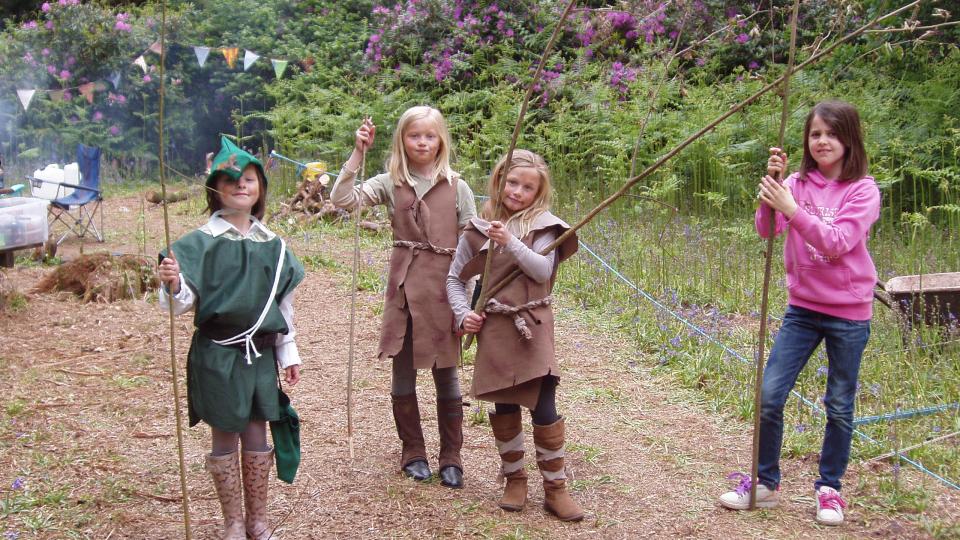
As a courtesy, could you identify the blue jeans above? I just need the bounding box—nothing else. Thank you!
[758,305,870,492]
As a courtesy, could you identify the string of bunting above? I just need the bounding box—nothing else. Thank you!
[14,38,295,111]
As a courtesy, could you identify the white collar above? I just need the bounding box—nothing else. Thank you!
[206,210,275,240]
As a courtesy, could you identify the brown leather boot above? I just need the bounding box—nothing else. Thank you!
[205,452,246,540]
[391,394,431,480]
[437,397,464,488]
[533,418,584,522]
[489,410,527,511]
[241,448,274,540]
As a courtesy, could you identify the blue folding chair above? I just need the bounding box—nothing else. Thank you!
[29,144,104,245]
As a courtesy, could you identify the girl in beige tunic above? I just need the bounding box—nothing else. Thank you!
[446,150,583,521]
[331,106,476,488]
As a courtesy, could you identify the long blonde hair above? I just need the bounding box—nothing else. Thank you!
[482,149,553,240]
[386,105,458,187]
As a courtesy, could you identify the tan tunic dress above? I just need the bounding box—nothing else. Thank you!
[458,213,578,408]
[379,180,461,368]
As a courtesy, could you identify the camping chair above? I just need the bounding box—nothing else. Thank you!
[0,184,25,197]
[30,144,104,245]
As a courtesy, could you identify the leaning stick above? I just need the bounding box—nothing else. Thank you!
[750,0,800,511]
[346,135,367,460]
[157,0,193,537]
[479,0,922,302]
[465,0,578,348]
[863,430,960,463]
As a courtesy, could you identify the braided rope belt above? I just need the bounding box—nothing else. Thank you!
[393,240,456,256]
[484,296,553,340]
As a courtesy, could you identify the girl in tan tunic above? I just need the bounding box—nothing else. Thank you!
[446,150,583,521]
[331,106,476,488]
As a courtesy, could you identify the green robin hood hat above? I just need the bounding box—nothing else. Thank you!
[206,135,266,187]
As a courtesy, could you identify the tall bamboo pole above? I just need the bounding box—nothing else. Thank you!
[157,0,193,536]
[750,0,800,510]
[346,142,366,460]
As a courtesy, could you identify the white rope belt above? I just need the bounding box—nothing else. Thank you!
[483,295,553,340]
[393,240,455,256]
[212,238,286,364]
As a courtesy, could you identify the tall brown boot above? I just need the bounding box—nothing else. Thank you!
[533,418,584,522]
[205,452,246,540]
[437,397,464,488]
[391,394,431,480]
[489,410,527,511]
[241,448,274,540]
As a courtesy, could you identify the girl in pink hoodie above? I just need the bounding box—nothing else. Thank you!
[719,101,880,526]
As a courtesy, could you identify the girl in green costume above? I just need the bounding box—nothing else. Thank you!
[158,136,304,540]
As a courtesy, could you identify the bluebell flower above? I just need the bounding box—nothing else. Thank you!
[11,478,24,490]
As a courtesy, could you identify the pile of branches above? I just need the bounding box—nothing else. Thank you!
[272,173,346,224]
[34,253,159,303]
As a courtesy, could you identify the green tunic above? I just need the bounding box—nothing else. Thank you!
[163,229,304,433]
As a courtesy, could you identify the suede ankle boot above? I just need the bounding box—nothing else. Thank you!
[437,397,464,488]
[533,418,584,522]
[490,410,527,511]
[391,394,431,480]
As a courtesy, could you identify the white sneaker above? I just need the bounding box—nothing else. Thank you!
[718,483,779,510]
[815,486,846,526]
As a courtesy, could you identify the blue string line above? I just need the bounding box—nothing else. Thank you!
[853,403,960,427]
[576,239,960,491]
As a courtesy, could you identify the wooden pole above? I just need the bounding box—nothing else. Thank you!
[346,137,367,460]
[157,0,193,536]
[750,0,800,510]
[479,0,921,302]
[465,0,578,348]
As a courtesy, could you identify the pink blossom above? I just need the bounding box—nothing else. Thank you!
[109,125,121,136]
[735,33,750,44]
[93,111,103,121]
[47,64,57,74]
[23,20,38,30]
[42,2,51,12]
[63,90,72,100]
[45,21,54,30]
[66,56,75,67]
[59,69,71,79]
[58,0,67,5]
[369,33,380,43]
[41,48,50,57]
[143,74,152,83]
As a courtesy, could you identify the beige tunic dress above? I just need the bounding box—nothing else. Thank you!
[456,212,578,408]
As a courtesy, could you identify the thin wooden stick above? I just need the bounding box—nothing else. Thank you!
[750,0,800,511]
[465,0,578,348]
[157,0,192,536]
[480,0,921,302]
[863,430,960,463]
[346,135,367,460]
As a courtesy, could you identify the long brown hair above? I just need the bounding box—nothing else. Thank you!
[799,100,868,182]
[205,164,267,220]
[482,149,553,240]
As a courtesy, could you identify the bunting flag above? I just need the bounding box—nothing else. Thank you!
[148,41,163,55]
[49,89,65,102]
[271,59,289,79]
[78,82,96,103]
[222,47,239,69]
[194,46,211,67]
[134,55,148,73]
[16,89,36,111]
[243,50,260,71]
[109,71,122,89]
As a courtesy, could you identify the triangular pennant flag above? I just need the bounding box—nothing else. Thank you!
[243,50,260,71]
[148,41,163,55]
[78,82,95,104]
[49,89,65,102]
[16,89,36,111]
[94,81,109,92]
[109,71,122,89]
[194,46,211,67]
[221,47,239,69]
[134,55,148,73]
[271,59,289,79]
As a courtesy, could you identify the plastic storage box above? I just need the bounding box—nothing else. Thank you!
[30,163,79,200]
[0,197,49,251]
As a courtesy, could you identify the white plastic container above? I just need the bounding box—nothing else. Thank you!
[30,163,78,200]
[0,197,49,250]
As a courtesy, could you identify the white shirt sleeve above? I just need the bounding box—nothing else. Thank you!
[157,274,196,315]
[446,237,475,329]
[274,291,301,369]
[330,167,381,210]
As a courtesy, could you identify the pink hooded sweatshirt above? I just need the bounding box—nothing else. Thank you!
[756,169,881,321]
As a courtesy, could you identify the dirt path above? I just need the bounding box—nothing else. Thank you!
[0,195,956,539]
